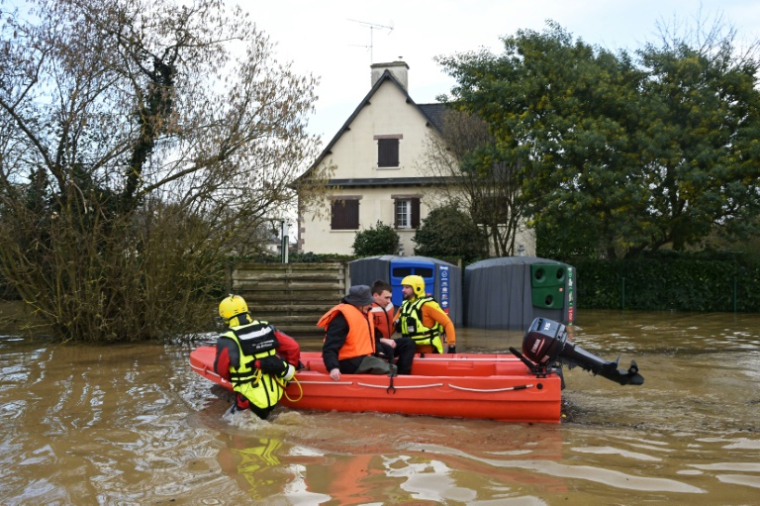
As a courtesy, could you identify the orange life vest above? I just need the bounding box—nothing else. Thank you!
[318,303,375,361]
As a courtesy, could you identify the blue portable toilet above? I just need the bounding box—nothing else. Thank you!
[349,255,462,326]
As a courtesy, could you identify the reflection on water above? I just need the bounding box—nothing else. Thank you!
[0,308,759,505]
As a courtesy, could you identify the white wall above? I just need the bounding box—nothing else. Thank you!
[299,186,432,255]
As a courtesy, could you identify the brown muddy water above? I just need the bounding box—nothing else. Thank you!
[1,307,759,505]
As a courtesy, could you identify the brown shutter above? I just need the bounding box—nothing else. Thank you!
[378,139,399,167]
[411,198,420,228]
[331,200,341,229]
[347,199,359,229]
[331,200,360,230]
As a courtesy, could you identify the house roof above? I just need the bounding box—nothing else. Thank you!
[297,70,447,183]
[417,103,447,131]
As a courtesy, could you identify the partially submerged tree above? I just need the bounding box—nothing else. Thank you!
[0,0,322,341]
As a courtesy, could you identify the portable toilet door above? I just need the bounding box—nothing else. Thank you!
[389,259,436,307]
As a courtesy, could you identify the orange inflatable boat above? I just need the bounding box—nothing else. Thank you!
[190,348,563,423]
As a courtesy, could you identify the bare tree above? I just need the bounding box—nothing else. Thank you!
[0,0,323,341]
[422,107,525,257]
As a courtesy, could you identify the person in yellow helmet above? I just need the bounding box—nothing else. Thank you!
[214,295,301,419]
[397,275,456,354]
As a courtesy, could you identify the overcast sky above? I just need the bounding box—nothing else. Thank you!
[242,0,760,146]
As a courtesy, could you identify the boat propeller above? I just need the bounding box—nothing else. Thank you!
[509,317,645,386]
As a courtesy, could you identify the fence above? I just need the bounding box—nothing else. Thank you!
[228,262,349,338]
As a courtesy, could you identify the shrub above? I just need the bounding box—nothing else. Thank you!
[352,221,400,256]
[413,205,486,263]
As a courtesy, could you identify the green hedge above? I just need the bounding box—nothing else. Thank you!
[574,253,760,312]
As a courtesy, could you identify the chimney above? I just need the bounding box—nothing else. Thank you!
[370,60,409,90]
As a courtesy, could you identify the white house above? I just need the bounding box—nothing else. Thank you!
[297,61,535,257]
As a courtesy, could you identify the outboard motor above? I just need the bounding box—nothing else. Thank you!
[511,317,644,386]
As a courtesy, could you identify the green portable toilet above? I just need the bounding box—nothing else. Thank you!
[530,263,568,309]
[464,257,575,330]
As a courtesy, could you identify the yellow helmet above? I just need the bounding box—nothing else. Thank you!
[219,294,249,320]
[401,275,426,298]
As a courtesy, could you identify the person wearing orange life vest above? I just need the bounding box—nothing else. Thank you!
[214,295,301,419]
[370,279,415,374]
[320,285,394,381]
[397,275,457,354]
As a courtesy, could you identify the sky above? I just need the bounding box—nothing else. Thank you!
[242,0,760,147]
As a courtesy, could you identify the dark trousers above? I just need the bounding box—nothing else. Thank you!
[377,337,416,375]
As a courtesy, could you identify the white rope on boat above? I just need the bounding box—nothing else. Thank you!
[193,362,535,393]
[297,381,354,386]
[356,382,444,389]
[448,384,534,393]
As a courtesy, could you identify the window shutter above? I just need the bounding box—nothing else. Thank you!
[411,198,420,228]
[378,139,399,167]
[331,200,343,229]
[393,199,399,228]
[347,199,359,229]
[331,199,359,230]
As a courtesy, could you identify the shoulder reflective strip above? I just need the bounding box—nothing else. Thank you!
[448,384,534,393]
[236,327,273,340]
[356,382,444,389]
[370,307,384,312]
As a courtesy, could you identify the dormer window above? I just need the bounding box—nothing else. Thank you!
[375,134,403,168]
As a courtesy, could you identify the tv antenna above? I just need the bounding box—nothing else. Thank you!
[348,19,394,63]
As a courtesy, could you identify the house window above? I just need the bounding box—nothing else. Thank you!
[394,197,420,229]
[331,198,360,230]
[396,199,410,228]
[375,134,402,168]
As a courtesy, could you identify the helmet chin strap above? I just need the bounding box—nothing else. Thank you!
[228,313,252,327]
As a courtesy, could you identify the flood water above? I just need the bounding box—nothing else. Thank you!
[1,308,759,505]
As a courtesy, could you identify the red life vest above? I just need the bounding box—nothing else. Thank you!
[370,302,396,339]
